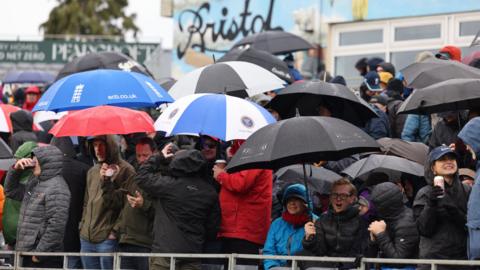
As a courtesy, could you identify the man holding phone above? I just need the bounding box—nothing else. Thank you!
[113,137,156,270]
[79,135,135,270]
[5,145,70,268]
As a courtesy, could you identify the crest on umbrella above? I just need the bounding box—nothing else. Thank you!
[241,116,254,128]
[71,84,84,103]
[118,60,140,71]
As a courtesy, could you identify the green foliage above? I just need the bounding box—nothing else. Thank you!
[40,0,139,39]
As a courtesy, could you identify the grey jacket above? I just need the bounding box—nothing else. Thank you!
[4,145,71,252]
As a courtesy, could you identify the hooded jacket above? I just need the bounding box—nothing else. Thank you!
[367,182,419,260]
[2,141,37,245]
[216,168,272,245]
[457,117,480,260]
[401,114,431,143]
[51,137,90,252]
[9,110,37,153]
[79,135,135,243]
[135,150,220,253]
[413,151,470,268]
[302,205,368,269]
[263,184,318,269]
[4,145,70,252]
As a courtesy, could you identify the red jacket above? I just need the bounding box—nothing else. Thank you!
[217,169,272,245]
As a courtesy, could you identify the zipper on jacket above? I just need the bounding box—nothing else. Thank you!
[87,184,101,242]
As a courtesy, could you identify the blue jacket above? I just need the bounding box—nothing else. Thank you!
[363,105,390,140]
[264,184,317,269]
[458,117,480,260]
[401,114,431,143]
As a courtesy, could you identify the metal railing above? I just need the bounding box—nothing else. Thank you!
[0,251,479,270]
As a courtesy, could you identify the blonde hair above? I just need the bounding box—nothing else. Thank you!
[331,178,357,196]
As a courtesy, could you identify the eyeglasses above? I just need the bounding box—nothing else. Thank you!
[202,143,217,149]
[330,193,352,200]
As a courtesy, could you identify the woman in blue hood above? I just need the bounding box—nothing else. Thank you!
[263,184,316,269]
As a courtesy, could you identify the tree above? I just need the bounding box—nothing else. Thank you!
[40,0,139,39]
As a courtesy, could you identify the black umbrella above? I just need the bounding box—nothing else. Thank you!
[158,77,177,91]
[267,80,378,126]
[0,138,15,170]
[342,154,424,181]
[3,70,55,84]
[398,78,480,115]
[401,58,480,89]
[55,51,153,81]
[226,116,380,172]
[226,116,379,216]
[218,47,293,83]
[232,31,313,55]
[275,164,340,195]
[377,137,429,165]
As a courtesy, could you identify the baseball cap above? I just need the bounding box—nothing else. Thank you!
[428,145,457,164]
[364,71,382,91]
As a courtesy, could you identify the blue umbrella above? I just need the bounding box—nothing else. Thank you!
[33,69,174,112]
[155,94,276,141]
[3,70,55,84]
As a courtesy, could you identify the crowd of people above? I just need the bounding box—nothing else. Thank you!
[0,43,479,270]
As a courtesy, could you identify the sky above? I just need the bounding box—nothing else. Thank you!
[0,0,174,48]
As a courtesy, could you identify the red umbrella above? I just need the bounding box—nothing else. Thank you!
[49,105,154,137]
[0,104,20,133]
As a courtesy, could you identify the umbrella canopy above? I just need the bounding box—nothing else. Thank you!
[218,47,293,83]
[3,70,55,84]
[168,61,286,100]
[55,51,153,81]
[0,104,20,133]
[275,164,340,195]
[158,77,177,91]
[268,80,378,126]
[232,31,313,55]
[377,137,429,165]
[34,110,68,125]
[155,94,276,141]
[398,78,480,115]
[402,58,480,89]
[49,105,154,137]
[226,116,380,173]
[33,69,174,112]
[0,138,15,170]
[342,154,424,181]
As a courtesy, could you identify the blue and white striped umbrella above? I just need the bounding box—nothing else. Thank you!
[155,94,276,141]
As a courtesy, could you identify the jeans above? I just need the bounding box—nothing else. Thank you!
[80,238,118,270]
[67,256,83,269]
[118,243,150,270]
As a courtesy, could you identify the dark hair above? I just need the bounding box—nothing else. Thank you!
[136,137,156,151]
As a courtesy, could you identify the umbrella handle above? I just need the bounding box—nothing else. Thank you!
[302,162,313,220]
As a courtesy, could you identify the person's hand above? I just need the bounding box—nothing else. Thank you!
[429,185,444,205]
[127,191,144,208]
[32,256,40,263]
[448,143,456,152]
[107,231,117,240]
[161,143,175,159]
[304,221,316,240]
[213,165,225,180]
[368,220,387,236]
[13,158,35,171]
[100,163,109,178]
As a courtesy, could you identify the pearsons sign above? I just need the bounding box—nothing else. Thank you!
[0,40,159,64]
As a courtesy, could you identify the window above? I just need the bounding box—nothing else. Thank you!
[390,50,436,70]
[334,53,385,87]
[394,24,441,41]
[460,20,480,36]
[339,29,383,46]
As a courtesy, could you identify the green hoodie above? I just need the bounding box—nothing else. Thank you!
[2,141,37,245]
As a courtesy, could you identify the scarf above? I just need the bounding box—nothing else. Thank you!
[282,211,310,227]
